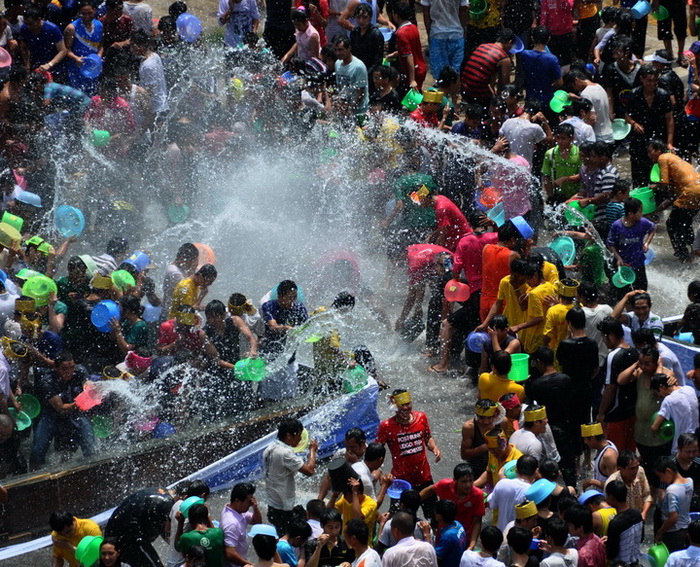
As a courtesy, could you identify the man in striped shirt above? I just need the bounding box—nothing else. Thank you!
[461,28,514,110]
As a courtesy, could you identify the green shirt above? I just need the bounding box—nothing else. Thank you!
[121,319,148,349]
[177,528,224,567]
[542,144,581,200]
[56,276,90,303]
[393,173,437,228]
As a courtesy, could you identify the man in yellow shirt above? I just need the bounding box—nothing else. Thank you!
[333,477,378,538]
[477,258,530,332]
[477,351,525,403]
[474,428,523,491]
[169,263,218,318]
[512,261,557,354]
[50,511,102,567]
[543,279,580,354]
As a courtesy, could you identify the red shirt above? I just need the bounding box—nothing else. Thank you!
[453,232,499,292]
[406,244,451,285]
[434,479,485,534]
[434,195,472,251]
[99,14,134,47]
[376,411,434,486]
[157,319,205,352]
[395,22,427,90]
[410,106,440,128]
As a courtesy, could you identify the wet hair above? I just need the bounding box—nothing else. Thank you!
[650,373,673,392]
[131,29,153,48]
[554,123,575,138]
[176,242,198,262]
[638,63,660,78]
[399,489,421,513]
[205,299,227,317]
[365,442,386,462]
[601,5,618,23]
[332,291,355,310]
[107,236,129,257]
[571,97,593,117]
[507,526,532,553]
[492,351,512,375]
[374,65,398,81]
[196,264,217,282]
[637,345,660,364]
[291,8,310,22]
[49,511,74,532]
[306,499,325,519]
[495,27,515,44]
[333,34,351,49]
[491,314,509,330]
[617,450,638,468]
[539,459,560,481]
[606,479,628,503]
[557,494,578,517]
[120,294,144,317]
[516,455,538,477]
[346,518,370,544]
[252,534,278,560]
[67,255,87,273]
[654,455,678,473]
[598,316,624,338]
[532,346,555,367]
[55,351,75,366]
[345,427,366,443]
[461,103,483,122]
[648,139,666,152]
[546,518,569,546]
[24,6,43,21]
[287,518,312,539]
[277,279,298,298]
[566,306,586,329]
[480,525,504,553]
[564,504,593,533]
[105,0,124,8]
[501,84,521,100]
[578,281,598,302]
[678,433,698,449]
[187,480,210,498]
[436,500,457,523]
[321,508,342,526]
[436,65,459,89]
[687,280,700,303]
[531,25,551,44]
[592,140,614,159]
[169,0,187,18]
[611,178,631,196]
[278,417,303,439]
[614,11,634,37]
[510,258,535,278]
[624,197,643,216]
[497,220,520,242]
[188,503,209,525]
[184,545,207,563]
[354,2,372,17]
[523,98,543,115]
[230,482,255,503]
[632,291,652,307]
[391,2,414,21]
[391,511,416,537]
[454,463,474,480]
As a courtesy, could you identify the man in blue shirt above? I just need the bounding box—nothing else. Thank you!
[432,500,466,567]
[19,6,67,76]
[666,519,700,567]
[517,26,562,107]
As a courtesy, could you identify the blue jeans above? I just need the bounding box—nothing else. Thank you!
[429,36,465,79]
[30,412,96,466]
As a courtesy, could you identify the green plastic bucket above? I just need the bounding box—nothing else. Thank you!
[508,353,530,382]
[17,393,40,419]
[548,236,576,265]
[564,200,596,226]
[167,203,190,224]
[76,535,103,567]
[469,0,488,20]
[1,211,23,233]
[401,88,423,111]
[91,415,113,438]
[630,187,656,214]
[234,357,266,381]
[652,4,669,20]
[650,163,660,183]
[8,407,31,431]
[648,543,670,567]
[342,365,368,393]
[22,275,58,307]
[612,266,636,288]
[612,118,631,141]
[111,269,135,292]
[91,129,111,148]
[581,244,607,285]
[651,411,675,441]
[549,90,571,113]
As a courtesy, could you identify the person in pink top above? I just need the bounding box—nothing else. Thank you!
[540,0,575,69]
[429,212,497,374]
[282,8,320,63]
[414,186,472,251]
[490,136,532,219]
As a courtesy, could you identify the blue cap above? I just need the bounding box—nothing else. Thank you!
[249,524,279,539]
[578,489,603,506]
[525,479,556,504]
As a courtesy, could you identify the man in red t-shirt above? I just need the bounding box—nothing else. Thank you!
[419,463,485,550]
[376,389,441,517]
[413,185,473,252]
[390,2,427,90]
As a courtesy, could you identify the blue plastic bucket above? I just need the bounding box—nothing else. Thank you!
[465,331,490,353]
[644,247,655,265]
[630,0,651,18]
[511,216,534,239]
[387,479,412,499]
[54,205,85,237]
[91,300,120,332]
[125,251,150,272]
[487,201,506,227]
[80,53,103,79]
[378,27,394,41]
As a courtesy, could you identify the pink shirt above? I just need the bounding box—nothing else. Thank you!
[452,232,499,292]
[491,155,531,219]
[434,195,472,251]
[540,0,574,36]
[576,532,607,567]
[295,23,320,62]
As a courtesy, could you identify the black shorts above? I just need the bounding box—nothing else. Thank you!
[657,0,687,41]
[446,290,481,332]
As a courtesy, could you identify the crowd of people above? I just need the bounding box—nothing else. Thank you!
[4,0,700,564]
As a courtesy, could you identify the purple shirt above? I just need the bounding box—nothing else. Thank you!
[221,505,254,565]
[606,217,655,269]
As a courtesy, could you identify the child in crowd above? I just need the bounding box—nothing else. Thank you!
[605,179,630,225]
[459,525,506,567]
[276,519,312,566]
